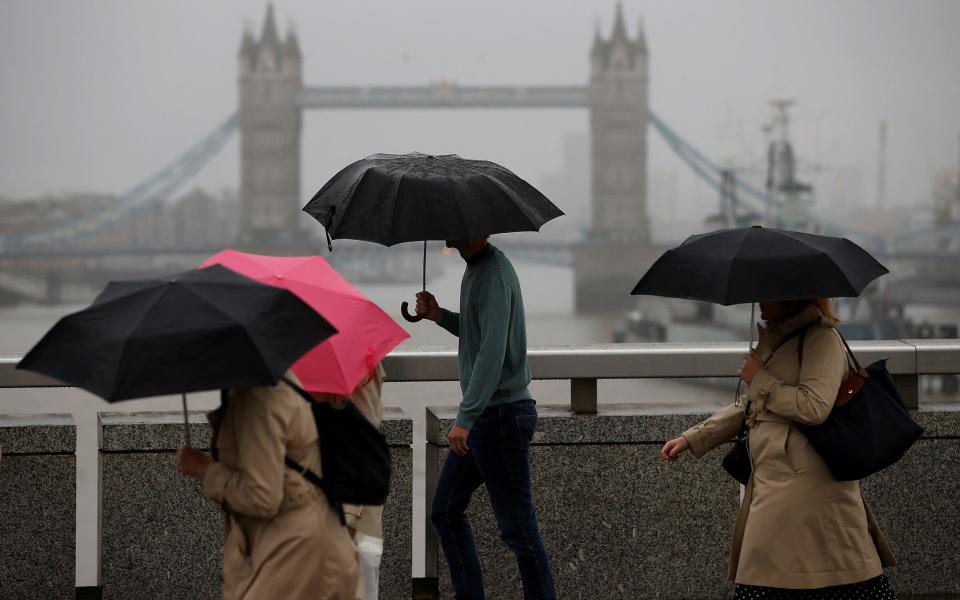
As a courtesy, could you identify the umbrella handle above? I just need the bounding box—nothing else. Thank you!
[400,301,423,323]
[401,240,428,322]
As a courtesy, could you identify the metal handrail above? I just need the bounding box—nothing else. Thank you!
[3,339,958,412]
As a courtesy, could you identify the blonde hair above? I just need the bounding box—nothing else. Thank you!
[812,298,840,323]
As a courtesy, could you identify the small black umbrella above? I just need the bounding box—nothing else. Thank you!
[303,152,564,321]
[631,226,889,306]
[17,265,336,444]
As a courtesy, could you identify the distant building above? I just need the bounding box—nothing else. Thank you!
[0,193,113,239]
[0,188,240,251]
[589,3,649,242]
[238,5,303,244]
[574,5,659,313]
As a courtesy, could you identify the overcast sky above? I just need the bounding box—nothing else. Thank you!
[1,0,958,221]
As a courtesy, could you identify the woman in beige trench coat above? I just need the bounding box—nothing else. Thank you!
[176,373,359,600]
[661,300,897,599]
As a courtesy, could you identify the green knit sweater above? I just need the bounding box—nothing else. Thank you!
[437,244,532,429]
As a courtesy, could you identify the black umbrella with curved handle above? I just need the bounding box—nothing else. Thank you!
[303,152,564,322]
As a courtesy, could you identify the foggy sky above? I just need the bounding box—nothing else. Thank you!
[1,0,958,224]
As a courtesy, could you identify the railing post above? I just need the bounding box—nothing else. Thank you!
[570,378,597,414]
[893,374,919,409]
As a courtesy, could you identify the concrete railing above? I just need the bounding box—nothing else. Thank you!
[6,339,959,408]
[375,339,960,411]
[2,340,959,598]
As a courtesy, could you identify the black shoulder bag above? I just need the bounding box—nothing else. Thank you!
[721,324,814,485]
[796,330,924,481]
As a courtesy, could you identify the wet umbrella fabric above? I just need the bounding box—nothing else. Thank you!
[303,152,564,247]
[200,250,409,395]
[16,264,337,402]
[631,226,889,306]
[302,152,564,321]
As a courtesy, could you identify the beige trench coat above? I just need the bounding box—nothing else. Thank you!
[683,305,896,589]
[203,374,358,599]
[341,362,387,539]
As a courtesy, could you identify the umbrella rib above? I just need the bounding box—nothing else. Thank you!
[106,285,173,400]
[721,231,752,305]
[178,282,278,383]
[326,344,351,394]
[388,172,406,246]
[815,248,862,297]
[479,173,539,229]
[334,165,378,239]
[451,177,475,240]
[93,283,168,310]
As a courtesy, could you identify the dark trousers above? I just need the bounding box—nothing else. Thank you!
[431,399,556,600]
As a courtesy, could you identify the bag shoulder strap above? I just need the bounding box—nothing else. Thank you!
[738,322,818,421]
[833,328,863,373]
[278,376,346,525]
[773,322,816,361]
[798,326,861,374]
[737,322,813,427]
[281,375,315,403]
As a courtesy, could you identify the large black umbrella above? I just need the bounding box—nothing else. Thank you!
[303,152,564,321]
[17,265,336,444]
[631,226,889,306]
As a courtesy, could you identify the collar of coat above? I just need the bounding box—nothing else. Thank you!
[756,304,838,356]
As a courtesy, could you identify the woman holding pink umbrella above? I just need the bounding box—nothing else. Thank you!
[198,250,407,600]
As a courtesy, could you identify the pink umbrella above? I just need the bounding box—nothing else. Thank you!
[200,250,409,395]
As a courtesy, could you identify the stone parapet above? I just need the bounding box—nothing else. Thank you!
[861,406,960,598]
[0,414,76,600]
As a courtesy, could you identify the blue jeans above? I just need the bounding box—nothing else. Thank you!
[431,399,556,600]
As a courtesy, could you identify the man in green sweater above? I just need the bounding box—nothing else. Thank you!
[417,237,556,600]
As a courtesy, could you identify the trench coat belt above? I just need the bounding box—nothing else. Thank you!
[749,411,792,427]
[278,483,325,513]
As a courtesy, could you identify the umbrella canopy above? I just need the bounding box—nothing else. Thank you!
[631,226,889,306]
[302,152,564,246]
[303,152,564,321]
[16,265,337,402]
[200,250,409,395]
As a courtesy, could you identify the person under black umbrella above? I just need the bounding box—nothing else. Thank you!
[17,265,363,598]
[640,226,899,599]
[304,152,561,599]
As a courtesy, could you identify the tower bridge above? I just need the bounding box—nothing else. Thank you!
[238,3,650,311]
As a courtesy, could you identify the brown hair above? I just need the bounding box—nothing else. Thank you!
[812,298,840,323]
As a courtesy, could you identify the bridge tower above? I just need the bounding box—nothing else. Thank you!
[589,3,650,242]
[238,4,302,244]
[575,4,661,314]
